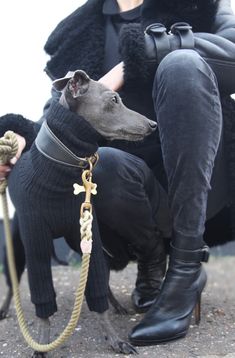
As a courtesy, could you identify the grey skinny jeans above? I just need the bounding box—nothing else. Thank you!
[94,49,228,251]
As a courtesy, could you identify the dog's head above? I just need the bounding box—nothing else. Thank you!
[52,70,157,141]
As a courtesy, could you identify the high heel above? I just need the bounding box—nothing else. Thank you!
[129,243,209,345]
[194,296,201,325]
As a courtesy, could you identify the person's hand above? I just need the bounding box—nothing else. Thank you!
[98,62,124,91]
[0,133,26,180]
[10,134,26,165]
[0,164,11,181]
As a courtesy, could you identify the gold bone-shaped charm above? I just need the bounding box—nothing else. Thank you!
[73,182,97,196]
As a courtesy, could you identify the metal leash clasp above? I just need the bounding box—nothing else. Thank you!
[73,158,97,215]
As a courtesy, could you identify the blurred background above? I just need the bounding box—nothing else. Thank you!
[0,0,235,263]
[0,0,86,120]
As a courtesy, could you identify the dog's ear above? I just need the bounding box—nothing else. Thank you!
[68,70,90,98]
[52,71,75,91]
[52,70,90,95]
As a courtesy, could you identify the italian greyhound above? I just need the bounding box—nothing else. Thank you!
[0,70,157,357]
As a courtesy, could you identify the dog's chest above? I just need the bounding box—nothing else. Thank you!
[9,149,86,234]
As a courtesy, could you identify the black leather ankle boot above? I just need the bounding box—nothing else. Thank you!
[131,235,167,313]
[129,243,209,345]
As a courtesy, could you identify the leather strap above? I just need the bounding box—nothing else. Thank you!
[170,243,210,263]
[145,23,170,64]
[170,22,195,49]
[35,121,96,169]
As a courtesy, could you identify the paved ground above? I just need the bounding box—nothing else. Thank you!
[0,256,235,358]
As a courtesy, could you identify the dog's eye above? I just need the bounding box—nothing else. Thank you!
[111,95,118,104]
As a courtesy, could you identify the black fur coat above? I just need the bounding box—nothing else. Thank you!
[141,0,219,30]
[43,0,235,250]
[44,0,220,81]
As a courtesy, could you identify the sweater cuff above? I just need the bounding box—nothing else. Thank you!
[86,295,109,314]
[35,300,58,318]
[0,114,39,152]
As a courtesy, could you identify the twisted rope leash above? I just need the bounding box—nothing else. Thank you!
[0,131,18,192]
[0,131,94,352]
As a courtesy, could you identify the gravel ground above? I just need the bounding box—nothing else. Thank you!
[0,256,235,358]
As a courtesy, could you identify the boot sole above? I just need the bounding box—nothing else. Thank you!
[130,331,187,346]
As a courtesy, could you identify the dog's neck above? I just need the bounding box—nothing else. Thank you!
[45,100,102,158]
[19,101,104,197]
[36,121,97,169]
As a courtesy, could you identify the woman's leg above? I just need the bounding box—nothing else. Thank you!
[130,49,223,344]
[93,147,172,312]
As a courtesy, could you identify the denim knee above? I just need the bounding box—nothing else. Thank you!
[157,49,213,78]
[94,146,161,215]
[95,147,135,182]
[95,146,152,187]
[93,147,172,245]
[152,49,218,103]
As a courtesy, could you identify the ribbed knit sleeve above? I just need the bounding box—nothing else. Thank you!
[0,113,40,151]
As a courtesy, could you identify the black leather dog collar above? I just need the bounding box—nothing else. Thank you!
[35,121,96,169]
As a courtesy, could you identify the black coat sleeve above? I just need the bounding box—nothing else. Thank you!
[0,114,40,152]
[0,88,60,150]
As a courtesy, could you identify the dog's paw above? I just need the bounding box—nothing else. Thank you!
[114,304,129,316]
[111,340,138,354]
[0,309,8,320]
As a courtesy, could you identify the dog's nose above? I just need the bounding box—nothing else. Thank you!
[149,121,157,130]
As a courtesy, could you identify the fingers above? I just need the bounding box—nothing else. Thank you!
[15,134,26,158]
[0,165,11,180]
[9,156,18,165]
[8,134,26,166]
[0,133,26,178]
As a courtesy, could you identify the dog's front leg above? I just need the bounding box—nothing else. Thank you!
[108,285,128,315]
[0,287,13,320]
[32,317,50,358]
[96,310,138,354]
